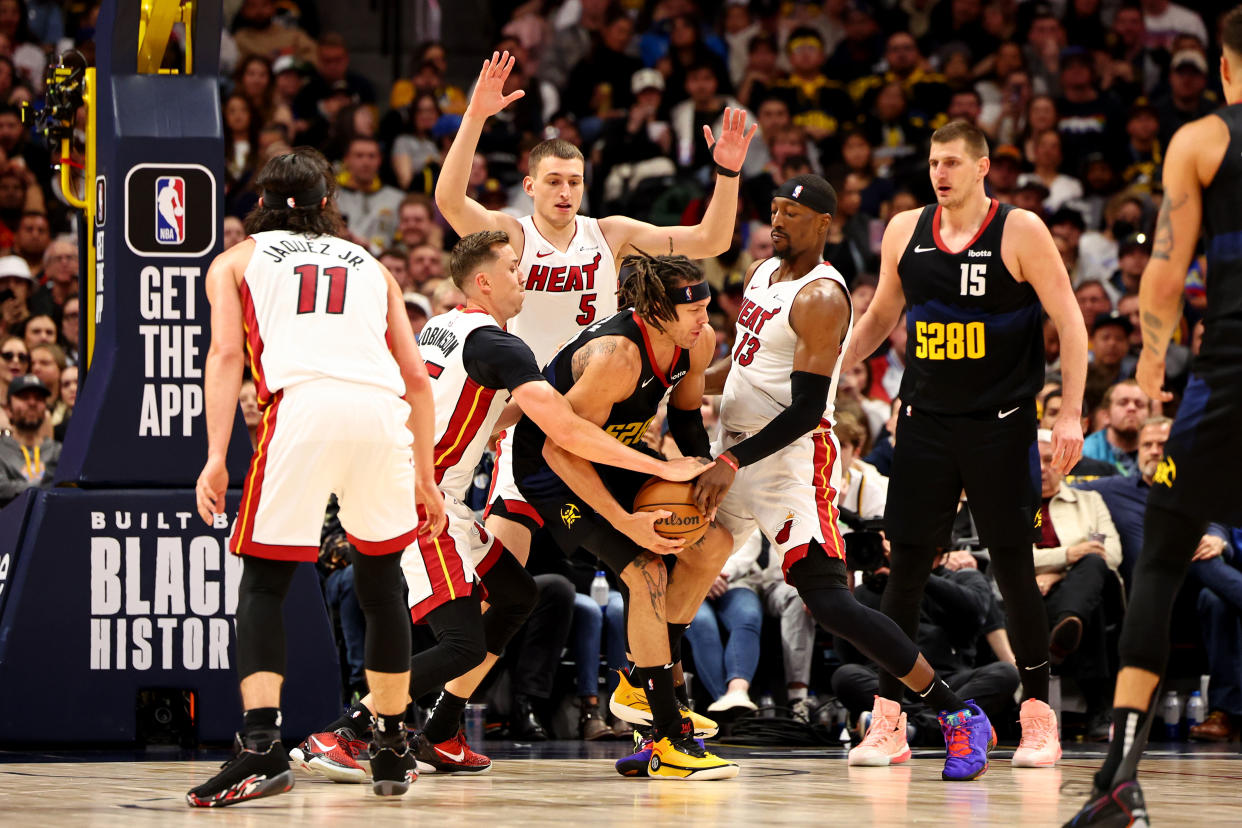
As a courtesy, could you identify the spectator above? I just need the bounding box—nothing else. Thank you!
[1152,49,1217,147]
[13,211,48,275]
[29,340,64,425]
[979,46,1032,142]
[58,296,77,366]
[568,564,629,740]
[1079,191,1146,283]
[659,13,733,109]
[293,32,375,123]
[562,8,641,130]
[1019,95,1060,166]
[22,313,53,351]
[396,194,437,250]
[0,373,57,504]
[1120,100,1162,191]
[1018,129,1084,212]
[238,378,261,450]
[771,27,852,148]
[722,2,762,88]
[859,82,929,179]
[863,395,901,476]
[428,277,464,316]
[0,254,33,338]
[985,143,1023,204]
[822,171,873,284]
[0,105,50,197]
[391,93,442,190]
[0,0,46,94]
[495,573,576,741]
[0,333,26,405]
[537,0,610,91]
[271,55,310,123]
[231,0,316,63]
[232,55,293,132]
[1141,0,1208,51]
[222,216,246,250]
[335,137,403,253]
[837,359,889,441]
[1054,47,1121,173]
[1110,232,1151,298]
[595,68,674,208]
[866,312,906,404]
[51,362,74,441]
[223,94,261,218]
[1082,378,1150,476]
[1032,430,1122,740]
[28,237,75,318]
[735,33,780,111]
[1049,207,1087,284]
[407,242,445,292]
[835,410,887,518]
[1074,279,1113,329]
[825,7,884,83]
[851,31,950,124]
[1106,3,1163,100]
[670,62,745,173]
[1089,309,1135,387]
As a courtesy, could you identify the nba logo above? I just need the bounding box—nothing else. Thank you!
[791,184,804,199]
[684,286,693,301]
[155,175,186,244]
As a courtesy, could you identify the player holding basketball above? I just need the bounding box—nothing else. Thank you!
[693,174,999,781]
[187,148,446,805]
[513,252,738,780]
[841,120,1088,769]
[290,232,706,782]
[1067,10,1242,825]
[431,51,754,749]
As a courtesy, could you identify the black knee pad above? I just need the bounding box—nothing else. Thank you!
[786,541,848,591]
[235,556,298,679]
[480,550,538,653]
[432,594,489,673]
[351,551,412,674]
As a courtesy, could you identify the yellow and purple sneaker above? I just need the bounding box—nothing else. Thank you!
[615,735,654,777]
[939,701,996,781]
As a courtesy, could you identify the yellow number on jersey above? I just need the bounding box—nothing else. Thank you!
[606,416,655,446]
[914,321,986,361]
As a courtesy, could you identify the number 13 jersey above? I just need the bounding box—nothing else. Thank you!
[243,230,404,405]
[896,199,1044,415]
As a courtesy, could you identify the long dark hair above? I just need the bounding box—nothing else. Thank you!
[243,147,344,237]
[617,251,703,333]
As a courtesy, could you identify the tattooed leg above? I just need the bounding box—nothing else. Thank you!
[620,552,671,667]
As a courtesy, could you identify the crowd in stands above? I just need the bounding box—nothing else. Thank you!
[0,0,1239,745]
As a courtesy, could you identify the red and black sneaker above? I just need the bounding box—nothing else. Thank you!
[289,729,369,783]
[186,735,294,808]
[412,729,492,773]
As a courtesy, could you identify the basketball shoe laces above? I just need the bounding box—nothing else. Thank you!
[946,719,973,759]
[858,712,897,749]
[1017,712,1054,751]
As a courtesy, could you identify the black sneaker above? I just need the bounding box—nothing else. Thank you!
[186,735,294,808]
[369,741,417,796]
[1063,779,1149,827]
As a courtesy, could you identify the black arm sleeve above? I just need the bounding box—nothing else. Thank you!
[461,327,548,393]
[727,371,830,468]
[666,404,710,458]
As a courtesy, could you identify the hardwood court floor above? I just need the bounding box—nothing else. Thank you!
[2,745,1241,825]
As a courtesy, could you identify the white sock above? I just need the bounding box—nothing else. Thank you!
[787,686,808,701]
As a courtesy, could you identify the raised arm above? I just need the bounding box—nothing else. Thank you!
[1005,208,1086,474]
[1137,117,1217,403]
[383,264,446,537]
[599,108,757,259]
[433,51,524,241]
[841,208,916,368]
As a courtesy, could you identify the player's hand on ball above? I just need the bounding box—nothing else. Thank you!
[467,50,526,119]
[692,454,737,520]
[1136,348,1173,405]
[195,457,228,526]
[620,509,686,555]
[1049,413,1084,475]
[702,107,758,174]
[660,456,715,482]
[416,479,447,537]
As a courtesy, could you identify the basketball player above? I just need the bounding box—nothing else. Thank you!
[1067,10,1242,824]
[290,232,707,782]
[512,252,738,780]
[433,51,754,739]
[842,120,1088,768]
[692,174,996,781]
[187,148,446,805]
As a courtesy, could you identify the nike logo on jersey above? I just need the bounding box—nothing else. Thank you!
[641,376,656,388]
[913,245,938,253]
[536,250,554,257]
[998,406,1020,419]
[435,746,466,762]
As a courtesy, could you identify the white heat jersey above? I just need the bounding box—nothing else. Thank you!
[720,258,853,434]
[419,308,512,500]
[242,231,403,403]
[510,214,618,366]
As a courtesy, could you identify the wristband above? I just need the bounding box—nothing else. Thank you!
[717,453,739,472]
[715,163,741,178]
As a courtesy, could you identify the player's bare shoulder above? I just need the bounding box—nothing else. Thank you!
[1170,113,1231,185]
[790,275,851,341]
[570,333,640,385]
[882,207,923,265]
[209,237,257,285]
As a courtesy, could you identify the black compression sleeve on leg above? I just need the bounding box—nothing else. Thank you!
[480,549,538,653]
[727,371,830,468]
[235,556,298,679]
[988,543,1051,702]
[351,550,413,674]
[877,542,940,701]
[666,404,710,458]
[408,593,487,700]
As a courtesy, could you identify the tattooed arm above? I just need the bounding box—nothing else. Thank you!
[1136,116,1223,402]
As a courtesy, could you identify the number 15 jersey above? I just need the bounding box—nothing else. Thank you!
[242,230,404,405]
[896,200,1044,415]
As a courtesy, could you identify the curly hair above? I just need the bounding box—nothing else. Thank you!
[243,147,344,237]
[616,250,704,333]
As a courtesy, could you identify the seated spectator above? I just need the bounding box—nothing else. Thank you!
[1048,207,1087,285]
[835,411,887,521]
[408,243,445,292]
[377,248,410,292]
[1119,100,1162,192]
[850,31,950,124]
[824,7,885,83]
[319,514,367,704]
[836,362,889,441]
[402,292,430,337]
[865,313,905,404]
[29,237,76,319]
[0,374,58,505]
[238,378,261,449]
[858,82,929,179]
[771,27,853,149]
[22,313,54,351]
[395,194,438,250]
[670,62,745,174]
[863,396,901,477]
[0,254,31,338]
[294,33,375,123]
[494,571,576,741]
[986,144,1023,203]
[391,93,442,191]
[13,211,49,275]
[1054,47,1120,174]
[562,8,641,135]
[1079,192,1146,284]
[232,54,294,134]
[1032,430,1122,740]
[822,172,874,285]
[568,562,629,740]
[28,341,65,427]
[52,363,75,442]
[1082,378,1150,476]
[1117,292,1191,389]
[1188,527,1242,742]
[1017,129,1084,213]
[1153,49,1217,147]
[58,296,78,366]
[0,333,26,406]
[1088,310,1135,386]
[231,0,317,64]
[427,278,464,316]
[1074,279,1113,330]
[1109,232,1150,299]
[659,13,733,110]
[735,33,780,112]
[335,137,404,254]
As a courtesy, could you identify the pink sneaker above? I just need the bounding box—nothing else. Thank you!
[848,696,912,766]
[1011,698,1062,767]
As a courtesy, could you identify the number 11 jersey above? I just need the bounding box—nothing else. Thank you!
[242,230,404,404]
[896,199,1044,414]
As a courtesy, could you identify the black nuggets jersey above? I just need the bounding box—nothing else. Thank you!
[1199,104,1242,348]
[513,309,691,503]
[896,200,1044,414]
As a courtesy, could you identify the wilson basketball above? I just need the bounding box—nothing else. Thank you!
[632,478,708,546]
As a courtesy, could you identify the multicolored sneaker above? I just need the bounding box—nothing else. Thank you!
[609,670,719,737]
[1062,779,1150,827]
[186,735,294,808]
[1012,698,1062,768]
[368,741,416,796]
[412,729,491,773]
[939,701,996,781]
[289,729,369,783]
[648,719,739,780]
[849,696,912,766]
[615,737,654,777]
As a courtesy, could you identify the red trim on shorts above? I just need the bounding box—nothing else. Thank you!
[347,525,420,556]
[500,498,543,527]
[408,529,473,622]
[811,430,846,561]
[483,431,506,516]
[231,391,302,559]
[932,198,999,255]
[474,532,506,578]
[631,311,681,387]
[433,378,496,485]
[240,280,273,407]
[782,542,811,579]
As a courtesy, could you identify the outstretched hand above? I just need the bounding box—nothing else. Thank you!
[702,107,758,174]
[467,50,526,119]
